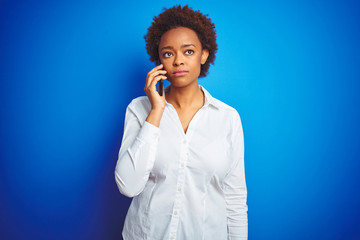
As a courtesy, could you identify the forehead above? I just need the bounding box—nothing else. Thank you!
[159,27,201,48]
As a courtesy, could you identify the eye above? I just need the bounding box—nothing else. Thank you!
[185,49,194,55]
[163,52,173,58]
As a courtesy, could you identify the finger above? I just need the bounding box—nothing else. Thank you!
[148,75,167,91]
[149,69,167,79]
[149,71,167,86]
[145,75,166,93]
[146,70,167,88]
[147,64,164,77]
[146,68,166,85]
[150,74,167,87]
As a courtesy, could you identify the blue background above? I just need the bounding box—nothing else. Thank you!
[1,0,359,239]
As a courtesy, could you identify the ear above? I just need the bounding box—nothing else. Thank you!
[201,49,209,65]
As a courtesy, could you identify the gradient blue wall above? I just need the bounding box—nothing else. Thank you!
[1,0,359,239]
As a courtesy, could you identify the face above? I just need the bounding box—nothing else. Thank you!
[158,27,209,88]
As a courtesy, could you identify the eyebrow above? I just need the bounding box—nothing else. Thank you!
[160,44,196,51]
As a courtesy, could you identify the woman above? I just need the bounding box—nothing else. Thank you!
[115,5,248,240]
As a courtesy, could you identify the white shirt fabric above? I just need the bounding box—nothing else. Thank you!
[115,85,248,240]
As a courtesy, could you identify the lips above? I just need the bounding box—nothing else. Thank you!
[173,70,188,77]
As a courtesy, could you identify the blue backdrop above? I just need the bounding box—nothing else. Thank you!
[1,0,359,239]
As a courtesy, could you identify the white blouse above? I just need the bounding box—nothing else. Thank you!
[115,85,247,240]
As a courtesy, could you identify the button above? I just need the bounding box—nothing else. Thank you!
[183,139,187,144]
[174,210,178,215]
[178,187,182,192]
[170,237,175,240]
[181,163,185,167]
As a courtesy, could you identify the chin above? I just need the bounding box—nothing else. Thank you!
[168,77,198,88]
[169,80,192,88]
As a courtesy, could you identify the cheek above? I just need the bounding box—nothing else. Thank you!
[192,57,202,74]
[161,61,172,73]
[160,63,172,79]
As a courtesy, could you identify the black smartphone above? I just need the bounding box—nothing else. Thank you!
[158,79,164,96]
[156,60,164,96]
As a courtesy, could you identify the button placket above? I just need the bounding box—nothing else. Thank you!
[168,138,189,240]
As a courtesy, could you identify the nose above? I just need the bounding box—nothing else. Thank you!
[173,53,184,66]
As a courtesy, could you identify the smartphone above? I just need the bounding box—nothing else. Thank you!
[158,79,164,96]
[156,60,164,96]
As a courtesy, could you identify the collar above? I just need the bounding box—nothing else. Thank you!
[164,85,220,110]
[199,85,220,109]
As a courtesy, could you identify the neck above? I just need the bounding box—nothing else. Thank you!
[166,82,204,110]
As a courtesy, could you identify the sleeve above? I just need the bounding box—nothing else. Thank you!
[223,111,248,240]
[114,101,160,197]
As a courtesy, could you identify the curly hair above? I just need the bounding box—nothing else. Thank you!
[144,5,217,77]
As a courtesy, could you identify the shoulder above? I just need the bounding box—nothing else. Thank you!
[128,96,150,108]
[201,85,241,122]
[210,97,244,144]
[126,96,151,121]
[211,96,242,124]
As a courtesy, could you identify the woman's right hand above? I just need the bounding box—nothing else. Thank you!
[144,64,167,127]
[144,64,167,110]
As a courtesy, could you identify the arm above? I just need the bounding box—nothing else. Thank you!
[115,64,167,198]
[114,103,160,197]
[224,112,248,239]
